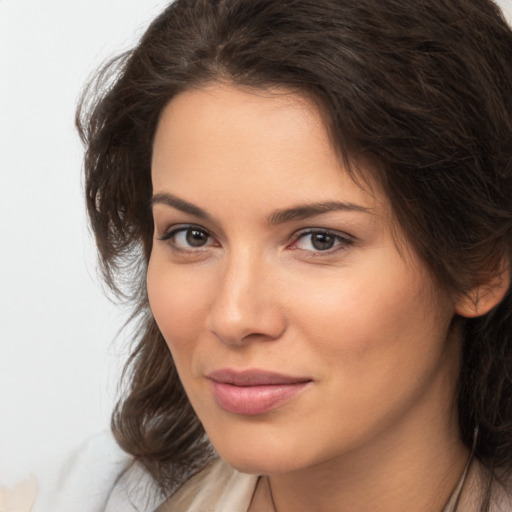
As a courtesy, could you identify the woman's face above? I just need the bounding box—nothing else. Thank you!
[148,84,461,475]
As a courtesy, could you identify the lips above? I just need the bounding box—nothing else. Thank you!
[207,369,312,415]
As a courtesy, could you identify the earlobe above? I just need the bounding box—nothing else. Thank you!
[455,264,510,318]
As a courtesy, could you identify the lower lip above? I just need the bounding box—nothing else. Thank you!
[209,380,311,415]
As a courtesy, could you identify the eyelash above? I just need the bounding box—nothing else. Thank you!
[289,229,354,255]
[158,224,218,252]
[158,225,354,256]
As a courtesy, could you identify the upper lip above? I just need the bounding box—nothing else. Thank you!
[207,368,312,386]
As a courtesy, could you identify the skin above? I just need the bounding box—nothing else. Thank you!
[148,83,471,512]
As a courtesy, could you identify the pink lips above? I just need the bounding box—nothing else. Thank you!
[207,369,312,415]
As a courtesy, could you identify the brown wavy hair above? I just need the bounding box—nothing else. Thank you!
[76,0,512,503]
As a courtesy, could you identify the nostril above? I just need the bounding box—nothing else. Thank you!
[207,301,286,346]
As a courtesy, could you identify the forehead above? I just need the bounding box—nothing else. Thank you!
[153,84,330,172]
[151,83,385,216]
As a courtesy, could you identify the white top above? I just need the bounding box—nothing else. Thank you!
[29,431,512,512]
[33,432,165,512]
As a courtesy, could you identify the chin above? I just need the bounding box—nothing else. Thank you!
[220,451,300,476]
[210,432,313,476]
[197,403,327,475]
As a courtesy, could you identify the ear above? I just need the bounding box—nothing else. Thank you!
[455,263,510,318]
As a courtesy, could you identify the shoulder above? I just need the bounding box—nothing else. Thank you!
[42,431,258,512]
[34,431,167,512]
[459,460,512,512]
[158,457,258,512]
[490,471,512,512]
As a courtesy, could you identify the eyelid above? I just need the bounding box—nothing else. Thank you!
[157,223,208,240]
[155,223,354,255]
[157,223,219,251]
[288,228,355,253]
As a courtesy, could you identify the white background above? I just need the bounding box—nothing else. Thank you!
[0,0,170,488]
[0,0,511,495]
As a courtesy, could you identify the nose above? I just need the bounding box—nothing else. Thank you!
[207,249,287,346]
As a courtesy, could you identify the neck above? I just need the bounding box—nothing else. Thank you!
[259,421,468,512]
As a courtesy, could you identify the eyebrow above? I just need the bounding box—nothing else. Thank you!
[151,192,212,220]
[151,192,372,225]
[268,201,373,225]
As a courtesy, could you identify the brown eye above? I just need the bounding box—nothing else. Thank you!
[185,229,209,247]
[291,229,353,254]
[310,232,335,250]
[160,225,215,250]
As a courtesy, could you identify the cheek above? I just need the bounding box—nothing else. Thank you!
[290,261,453,366]
[146,258,212,355]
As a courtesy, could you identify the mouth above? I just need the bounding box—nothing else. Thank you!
[207,368,313,415]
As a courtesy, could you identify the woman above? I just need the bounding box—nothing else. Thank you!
[65,0,512,510]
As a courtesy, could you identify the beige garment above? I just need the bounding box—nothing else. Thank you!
[0,477,37,512]
[452,461,512,512]
[157,457,512,512]
[157,458,257,512]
